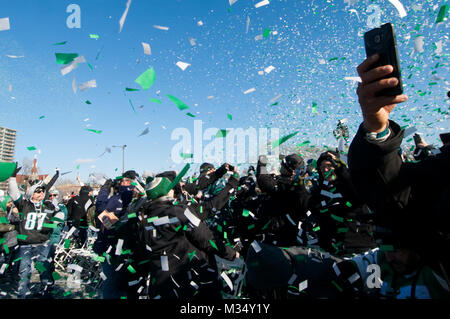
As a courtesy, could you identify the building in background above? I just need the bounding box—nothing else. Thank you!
[0,126,17,191]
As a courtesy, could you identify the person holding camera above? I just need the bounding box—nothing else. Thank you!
[348,53,450,298]
[93,170,138,299]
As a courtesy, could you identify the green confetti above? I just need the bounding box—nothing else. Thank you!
[436,4,448,23]
[330,214,344,223]
[312,102,318,114]
[180,153,193,159]
[331,280,343,292]
[209,240,219,251]
[242,209,250,217]
[87,63,93,71]
[262,220,271,230]
[35,262,47,273]
[85,100,92,104]
[126,87,140,91]
[135,67,156,90]
[328,57,338,61]
[16,234,27,241]
[248,224,255,230]
[127,213,137,219]
[127,265,136,274]
[129,99,136,114]
[227,113,233,120]
[52,271,62,281]
[76,165,80,170]
[263,28,271,38]
[3,244,9,254]
[55,53,78,64]
[149,98,162,104]
[89,34,100,39]
[167,94,190,110]
[298,140,311,147]
[271,131,299,149]
[42,223,57,229]
[27,146,37,151]
[39,115,45,119]
[345,202,352,207]
[215,129,228,138]
[52,41,67,46]
[337,227,349,233]
[85,129,103,134]
[186,112,196,117]
[381,244,394,252]
[313,226,321,232]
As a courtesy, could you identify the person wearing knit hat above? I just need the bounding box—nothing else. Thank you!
[137,172,239,300]
[5,165,64,298]
[145,176,172,200]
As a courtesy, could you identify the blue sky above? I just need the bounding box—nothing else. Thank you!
[0,0,448,182]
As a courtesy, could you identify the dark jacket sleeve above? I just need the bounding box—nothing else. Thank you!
[187,164,229,194]
[347,120,411,228]
[95,185,110,214]
[185,216,236,261]
[43,170,59,201]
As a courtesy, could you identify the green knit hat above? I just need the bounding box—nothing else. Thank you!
[0,162,17,182]
[145,177,172,200]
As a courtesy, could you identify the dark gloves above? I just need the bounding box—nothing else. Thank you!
[12,163,21,177]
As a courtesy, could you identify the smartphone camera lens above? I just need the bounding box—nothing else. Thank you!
[374,34,381,44]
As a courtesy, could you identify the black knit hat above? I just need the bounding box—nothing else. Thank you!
[280,154,304,172]
[200,162,214,173]
[156,171,176,182]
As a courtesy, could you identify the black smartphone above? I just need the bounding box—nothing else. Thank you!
[364,23,403,96]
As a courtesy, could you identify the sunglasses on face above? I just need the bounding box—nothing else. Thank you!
[34,190,44,194]
[49,194,58,198]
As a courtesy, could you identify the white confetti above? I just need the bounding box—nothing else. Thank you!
[221,272,234,291]
[0,17,10,31]
[246,16,250,34]
[251,240,262,253]
[78,79,97,91]
[119,0,132,33]
[255,0,270,8]
[229,0,238,6]
[197,20,203,26]
[61,56,86,76]
[243,87,256,94]
[264,65,275,74]
[72,77,77,94]
[299,280,308,291]
[414,36,424,53]
[142,42,151,55]
[161,255,169,271]
[115,239,124,255]
[348,272,360,284]
[6,55,24,59]
[333,262,341,276]
[184,208,201,227]
[176,61,191,71]
[154,25,169,31]
[288,273,298,285]
[388,0,407,18]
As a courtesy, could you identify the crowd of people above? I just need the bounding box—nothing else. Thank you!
[0,55,449,300]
